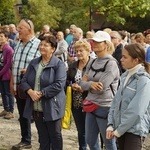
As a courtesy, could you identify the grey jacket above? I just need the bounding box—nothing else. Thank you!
[80,55,120,107]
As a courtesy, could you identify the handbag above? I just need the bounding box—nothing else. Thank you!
[17,73,27,100]
[17,84,27,100]
[83,99,99,112]
[62,85,72,129]
[72,91,83,109]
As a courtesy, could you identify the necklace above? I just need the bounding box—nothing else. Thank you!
[40,60,49,67]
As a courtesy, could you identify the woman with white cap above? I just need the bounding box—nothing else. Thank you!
[80,31,120,150]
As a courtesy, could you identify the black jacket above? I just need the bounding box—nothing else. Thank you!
[67,59,91,101]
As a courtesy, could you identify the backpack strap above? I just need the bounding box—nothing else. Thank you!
[90,59,110,77]
[90,58,120,95]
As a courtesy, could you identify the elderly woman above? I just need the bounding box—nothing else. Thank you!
[67,39,91,150]
[106,43,150,150]
[21,36,66,150]
[80,31,120,150]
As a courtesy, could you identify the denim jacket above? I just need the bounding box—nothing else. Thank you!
[108,67,150,137]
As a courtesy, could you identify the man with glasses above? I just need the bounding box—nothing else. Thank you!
[10,19,40,150]
[110,31,125,73]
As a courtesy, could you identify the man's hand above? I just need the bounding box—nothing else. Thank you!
[10,73,16,96]
[20,69,27,75]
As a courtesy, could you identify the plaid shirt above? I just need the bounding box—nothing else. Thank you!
[12,36,40,90]
[68,41,76,57]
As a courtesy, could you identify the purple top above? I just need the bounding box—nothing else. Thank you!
[0,43,13,80]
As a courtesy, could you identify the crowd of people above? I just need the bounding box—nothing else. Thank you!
[0,19,150,150]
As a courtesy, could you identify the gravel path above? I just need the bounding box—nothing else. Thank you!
[0,99,149,150]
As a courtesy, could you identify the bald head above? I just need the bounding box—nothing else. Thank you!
[43,25,50,33]
[57,31,64,41]
[20,19,34,31]
[70,24,76,34]
[9,24,17,33]
[17,19,35,43]
[73,27,83,41]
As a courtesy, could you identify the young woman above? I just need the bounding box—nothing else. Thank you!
[0,31,14,119]
[80,31,120,150]
[106,43,150,150]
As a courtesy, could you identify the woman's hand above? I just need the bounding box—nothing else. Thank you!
[82,74,88,81]
[72,83,83,92]
[91,82,103,91]
[106,130,114,139]
[27,89,42,101]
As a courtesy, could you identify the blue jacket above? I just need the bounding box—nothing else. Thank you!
[21,55,66,121]
[146,46,150,62]
[108,67,150,137]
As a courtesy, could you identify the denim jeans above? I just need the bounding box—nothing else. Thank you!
[72,106,87,150]
[85,112,117,150]
[0,80,14,112]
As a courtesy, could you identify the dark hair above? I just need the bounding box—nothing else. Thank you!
[41,35,57,48]
[143,29,150,37]
[118,31,126,40]
[0,30,10,38]
[124,43,150,73]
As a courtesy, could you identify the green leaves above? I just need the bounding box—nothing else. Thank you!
[85,0,150,25]
[0,0,17,25]
[21,0,61,31]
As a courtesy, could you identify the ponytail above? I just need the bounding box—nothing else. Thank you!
[143,62,150,74]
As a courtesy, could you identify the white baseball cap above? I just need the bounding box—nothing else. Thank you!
[89,31,111,42]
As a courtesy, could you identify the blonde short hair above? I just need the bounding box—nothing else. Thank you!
[74,39,91,52]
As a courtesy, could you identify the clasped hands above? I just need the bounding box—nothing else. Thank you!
[27,89,42,102]
[106,130,118,139]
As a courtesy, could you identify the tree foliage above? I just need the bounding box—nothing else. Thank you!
[0,0,18,25]
[48,0,150,33]
[20,0,61,31]
[47,0,91,32]
[0,0,149,33]
[84,0,150,25]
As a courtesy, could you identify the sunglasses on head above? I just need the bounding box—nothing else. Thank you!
[24,18,31,29]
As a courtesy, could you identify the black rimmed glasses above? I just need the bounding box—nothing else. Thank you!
[24,18,31,29]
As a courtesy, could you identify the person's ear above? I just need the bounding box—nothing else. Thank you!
[134,58,139,65]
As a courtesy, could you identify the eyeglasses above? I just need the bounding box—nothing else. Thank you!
[24,18,31,29]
